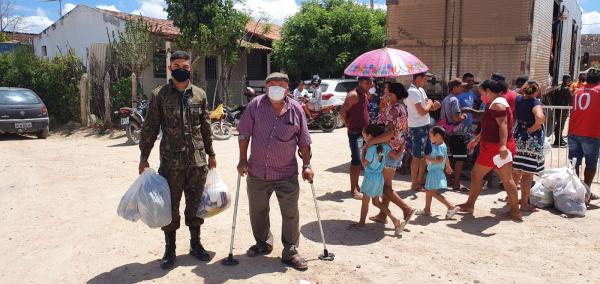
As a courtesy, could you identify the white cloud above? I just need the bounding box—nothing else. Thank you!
[35,7,47,18]
[63,3,77,14]
[131,0,167,19]
[9,15,53,33]
[583,11,600,34]
[235,0,299,25]
[96,5,120,12]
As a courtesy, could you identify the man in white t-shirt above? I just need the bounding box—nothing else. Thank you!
[292,81,309,99]
[405,72,441,190]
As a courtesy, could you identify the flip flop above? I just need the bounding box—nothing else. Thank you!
[414,209,431,216]
[398,208,416,231]
[352,192,363,200]
[393,219,402,236]
[369,215,388,224]
[452,187,469,192]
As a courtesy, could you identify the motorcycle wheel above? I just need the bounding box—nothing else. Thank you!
[211,122,233,140]
[318,113,338,133]
[126,121,142,145]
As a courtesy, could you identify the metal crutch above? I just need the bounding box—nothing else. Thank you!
[222,174,242,266]
[309,180,335,261]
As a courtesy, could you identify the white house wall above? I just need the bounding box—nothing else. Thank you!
[34,5,124,66]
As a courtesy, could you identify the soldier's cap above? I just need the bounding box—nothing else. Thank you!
[448,78,468,90]
[265,72,289,83]
[170,50,190,62]
[491,73,506,82]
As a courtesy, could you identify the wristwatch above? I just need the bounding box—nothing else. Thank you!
[302,164,312,170]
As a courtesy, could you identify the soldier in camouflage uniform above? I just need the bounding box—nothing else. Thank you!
[138,51,217,270]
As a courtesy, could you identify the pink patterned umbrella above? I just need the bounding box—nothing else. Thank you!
[344,47,429,78]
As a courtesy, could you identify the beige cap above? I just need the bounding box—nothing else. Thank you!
[265,72,289,83]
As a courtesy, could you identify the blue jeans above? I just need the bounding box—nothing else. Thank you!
[409,125,432,159]
[568,135,600,169]
[384,153,404,169]
[348,131,364,166]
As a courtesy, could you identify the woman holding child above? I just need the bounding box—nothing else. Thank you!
[354,82,416,231]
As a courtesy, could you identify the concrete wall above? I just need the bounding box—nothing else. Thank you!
[387,0,581,91]
[34,5,124,66]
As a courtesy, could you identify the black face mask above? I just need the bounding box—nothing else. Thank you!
[171,68,191,82]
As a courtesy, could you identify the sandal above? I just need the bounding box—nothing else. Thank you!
[452,186,469,192]
[282,255,308,271]
[246,245,273,257]
[414,209,431,216]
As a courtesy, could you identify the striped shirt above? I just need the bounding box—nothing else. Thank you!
[238,95,312,181]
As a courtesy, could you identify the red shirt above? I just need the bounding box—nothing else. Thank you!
[569,84,600,138]
[480,98,514,143]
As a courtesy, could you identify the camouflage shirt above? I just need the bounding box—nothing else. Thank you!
[139,81,215,170]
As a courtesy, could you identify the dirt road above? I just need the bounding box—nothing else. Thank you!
[1,129,599,283]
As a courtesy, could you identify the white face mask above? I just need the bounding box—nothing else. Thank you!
[369,87,376,94]
[268,86,286,101]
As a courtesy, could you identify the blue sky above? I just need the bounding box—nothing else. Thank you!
[8,0,600,34]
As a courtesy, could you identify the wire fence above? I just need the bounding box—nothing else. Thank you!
[542,105,599,184]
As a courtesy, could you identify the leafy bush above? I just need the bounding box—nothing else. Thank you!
[0,48,84,124]
[111,76,144,111]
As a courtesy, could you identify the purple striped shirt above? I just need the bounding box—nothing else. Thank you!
[238,95,312,181]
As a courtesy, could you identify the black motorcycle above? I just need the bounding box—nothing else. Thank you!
[115,100,151,144]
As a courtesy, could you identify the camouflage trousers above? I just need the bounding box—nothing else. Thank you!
[159,166,208,232]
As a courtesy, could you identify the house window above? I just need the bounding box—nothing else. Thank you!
[153,50,166,78]
[42,46,47,57]
[247,52,267,80]
[205,56,218,80]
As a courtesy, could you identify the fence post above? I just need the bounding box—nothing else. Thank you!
[79,73,89,126]
[131,73,137,108]
[103,72,111,128]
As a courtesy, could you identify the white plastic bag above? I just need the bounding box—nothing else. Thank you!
[543,138,552,156]
[197,169,231,218]
[117,180,141,222]
[117,168,172,228]
[547,161,590,217]
[529,182,553,208]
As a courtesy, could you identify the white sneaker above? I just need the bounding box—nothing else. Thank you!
[446,207,458,219]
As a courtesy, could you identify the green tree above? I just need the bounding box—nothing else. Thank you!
[111,16,154,88]
[0,32,9,42]
[165,0,252,105]
[273,0,386,78]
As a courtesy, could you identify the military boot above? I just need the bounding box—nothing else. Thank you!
[160,231,176,269]
[189,226,210,261]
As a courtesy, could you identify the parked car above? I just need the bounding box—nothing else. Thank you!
[0,87,49,139]
[305,79,358,108]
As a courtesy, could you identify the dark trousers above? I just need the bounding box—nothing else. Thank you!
[159,166,208,232]
[553,109,568,143]
[247,175,300,261]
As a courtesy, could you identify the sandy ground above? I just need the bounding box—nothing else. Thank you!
[1,128,600,284]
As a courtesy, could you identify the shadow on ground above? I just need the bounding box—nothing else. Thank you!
[301,219,389,246]
[0,133,35,141]
[87,251,289,284]
[446,214,500,237]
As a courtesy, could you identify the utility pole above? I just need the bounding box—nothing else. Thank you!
[370,0,374,10]
[41,0,63,17]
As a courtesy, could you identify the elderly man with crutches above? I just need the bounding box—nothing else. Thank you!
[231,72,315,270]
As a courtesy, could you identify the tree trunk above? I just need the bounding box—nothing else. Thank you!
[103,72,112,128]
